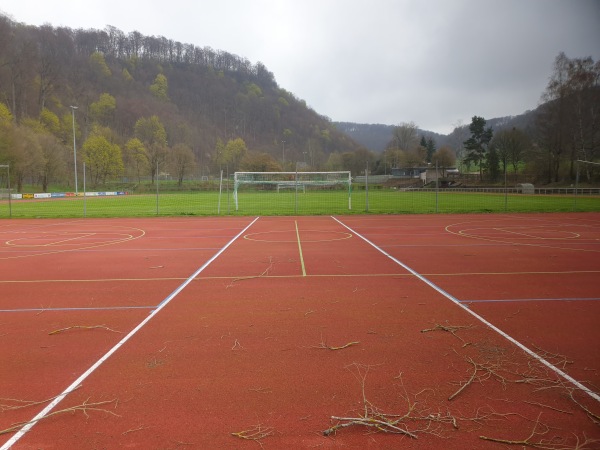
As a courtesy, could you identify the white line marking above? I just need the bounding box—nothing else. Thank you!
[295,221,307,276]
[0,217,259,449]
[332,216,600,403]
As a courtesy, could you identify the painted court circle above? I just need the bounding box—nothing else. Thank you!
[244,229,352,242]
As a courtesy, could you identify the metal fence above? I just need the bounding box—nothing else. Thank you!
[1,183,599,218]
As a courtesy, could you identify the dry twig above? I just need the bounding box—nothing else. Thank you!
[48,325,122,335]
[531,345,574,370]
[313,336,360,351]
[323,363,454,438]
[448,352,561,401]
[0,398,119,435]
[565,387,600,425]
[231,424,274,447]
[122,425,151,435]
[480,412,599,449]
[1,385,81,412]
[421,323,474,347]
[227,257,274,288]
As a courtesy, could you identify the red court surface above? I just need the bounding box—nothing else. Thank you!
[0,213,599,449]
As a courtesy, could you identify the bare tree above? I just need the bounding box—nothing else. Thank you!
[536,52,599,182]
[491,128,530,181]
[431,146,456,177]
[392,122,419,152]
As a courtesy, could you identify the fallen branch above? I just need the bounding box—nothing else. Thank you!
[324,415,418,438]
[523,400,573,415]
[566,387,600,424]
[480,412,547,447]
[322,363,448,439]
[479,412,599,449]
[122,425,151,435]
[421,323,474,347]
[0,398,119,435]
[227,257,273,288]
[231,424,274,447]
[530,344,574,370]
[448,358,478,401]
[49,325,122,335]
[1,385,81,412]
[448,352,561,401]
[313,337,360,351]
[248,387,272,394]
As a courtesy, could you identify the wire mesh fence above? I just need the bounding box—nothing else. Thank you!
[1,182,599,218]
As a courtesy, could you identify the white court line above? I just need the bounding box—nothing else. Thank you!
[332,216,600,403]
[0,217,259,450]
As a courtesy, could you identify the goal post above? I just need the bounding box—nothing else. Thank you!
[233,171,352,211]
[575,160,600,209]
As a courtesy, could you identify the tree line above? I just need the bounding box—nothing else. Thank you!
[0,14,364,193]
[381,53,599,185]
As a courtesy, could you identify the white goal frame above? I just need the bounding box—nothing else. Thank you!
[233,171,352,211]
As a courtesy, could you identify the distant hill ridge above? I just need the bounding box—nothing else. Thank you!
[334,109,538,152]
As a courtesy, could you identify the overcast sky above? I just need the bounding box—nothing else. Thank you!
[2,0,599,134]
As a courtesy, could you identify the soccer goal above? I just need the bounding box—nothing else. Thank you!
[575,159,600,193]
[233,171,352,212]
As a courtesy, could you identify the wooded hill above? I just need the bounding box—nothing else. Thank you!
[0,15,363,191]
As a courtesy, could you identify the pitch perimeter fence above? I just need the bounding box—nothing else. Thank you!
[1,183,599,218]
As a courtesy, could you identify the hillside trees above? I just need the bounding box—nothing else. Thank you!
[37,132,69,191]
[124,138,148,183]
[134,115,167,183]
[347,148,376,176]
[431,146,456,177]
[420,136,436,162]
[240,151,281,172]
[215,138,248,172]
[0,14,365,192]
[169,143,196,186]
[490,128,530,180]
[150,73,169,100]
[82,127,123,186]
[536,53,600,182]
[36,25,65,111]
[1,124,44,191]
[391,122,419,152]
[383,122,428,170]
[0,104,70,192]
[89,93,116,126]
[381,148,405,172]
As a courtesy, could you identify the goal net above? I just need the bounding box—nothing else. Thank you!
[233,171,352,212]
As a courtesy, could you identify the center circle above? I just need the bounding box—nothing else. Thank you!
[244,230,352,243]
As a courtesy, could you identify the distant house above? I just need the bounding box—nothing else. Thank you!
[390,167,460,185]
[390,167,427,178]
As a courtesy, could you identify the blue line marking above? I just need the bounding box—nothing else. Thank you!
[0,306,156,313]
[460,297,600,304]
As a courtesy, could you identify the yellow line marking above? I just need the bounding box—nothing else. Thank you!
[243,230,352,242]
[6,232,136,247]
[445,220,600,252]
[295,221,307,276]
[0,226,145,260]
[1,270,597,284]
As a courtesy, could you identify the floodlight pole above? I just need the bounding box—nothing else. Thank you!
[365,161,369,212]
[70,106,78,195]
[0,164,10,218]
[504,158,508,211]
